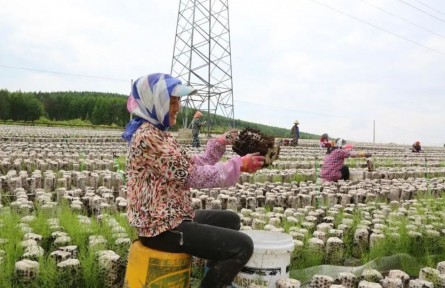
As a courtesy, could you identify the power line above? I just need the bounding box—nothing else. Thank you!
[0,64,128,82]
[234,99,374,122]
[412,0,445,16]
[236,98,441,145]
[361,0,445,39]
[307,0,445,56]
[397,0,445,23]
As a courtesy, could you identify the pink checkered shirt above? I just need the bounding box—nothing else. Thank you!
[320,149,351,181]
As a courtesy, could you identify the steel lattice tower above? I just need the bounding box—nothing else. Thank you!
[171,0,234,134]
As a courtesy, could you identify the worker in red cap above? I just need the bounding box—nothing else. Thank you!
[191,111,206,147]
[411,141,422,152]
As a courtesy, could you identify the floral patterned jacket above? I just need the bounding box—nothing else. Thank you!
[126,122,242,237]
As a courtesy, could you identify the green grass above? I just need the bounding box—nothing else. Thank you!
[0,202,137,288]
[287,196,445,277]
[2,179,445,286]
[114,156,126,170]
[79,152,86,171]
[0,209,24,288]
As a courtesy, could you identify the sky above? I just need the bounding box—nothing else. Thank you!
[1,0,444,147]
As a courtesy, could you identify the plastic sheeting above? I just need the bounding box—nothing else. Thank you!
[290,253,424,287]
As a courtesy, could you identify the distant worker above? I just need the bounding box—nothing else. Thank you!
[290,120,300,146]
[191,111,206,148]
[411,141,422,153]
[320,138,372,182]
[320,133,331,149]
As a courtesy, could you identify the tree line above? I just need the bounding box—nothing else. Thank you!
[0,90,129,127]
[0,89,318,139]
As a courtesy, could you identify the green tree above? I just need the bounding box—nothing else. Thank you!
[26,97,44,122]
[0,89,10,120]
[9,92,43,122]
[91,97,105,125]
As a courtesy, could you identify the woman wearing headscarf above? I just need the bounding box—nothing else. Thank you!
[191,110,206,147]
[320,138,371,182]
[122,73,265,288]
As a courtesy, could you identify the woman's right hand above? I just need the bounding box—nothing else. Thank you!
[241,153,265,173]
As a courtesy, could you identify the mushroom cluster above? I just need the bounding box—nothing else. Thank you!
[232,128,280,167]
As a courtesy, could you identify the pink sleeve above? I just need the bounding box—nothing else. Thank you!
[341,149,351,159]
[191,138,226,166]
[187,156,242,188]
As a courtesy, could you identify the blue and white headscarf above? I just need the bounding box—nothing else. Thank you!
[122,73,194,142]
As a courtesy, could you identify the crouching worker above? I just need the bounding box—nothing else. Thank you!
[411,141,422,153]
[320,138,371,182]
[122,73,265,288]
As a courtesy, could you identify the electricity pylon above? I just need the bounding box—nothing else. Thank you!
[171,0,234,135]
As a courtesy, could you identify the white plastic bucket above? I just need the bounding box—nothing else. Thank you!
[232,230,294,288]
